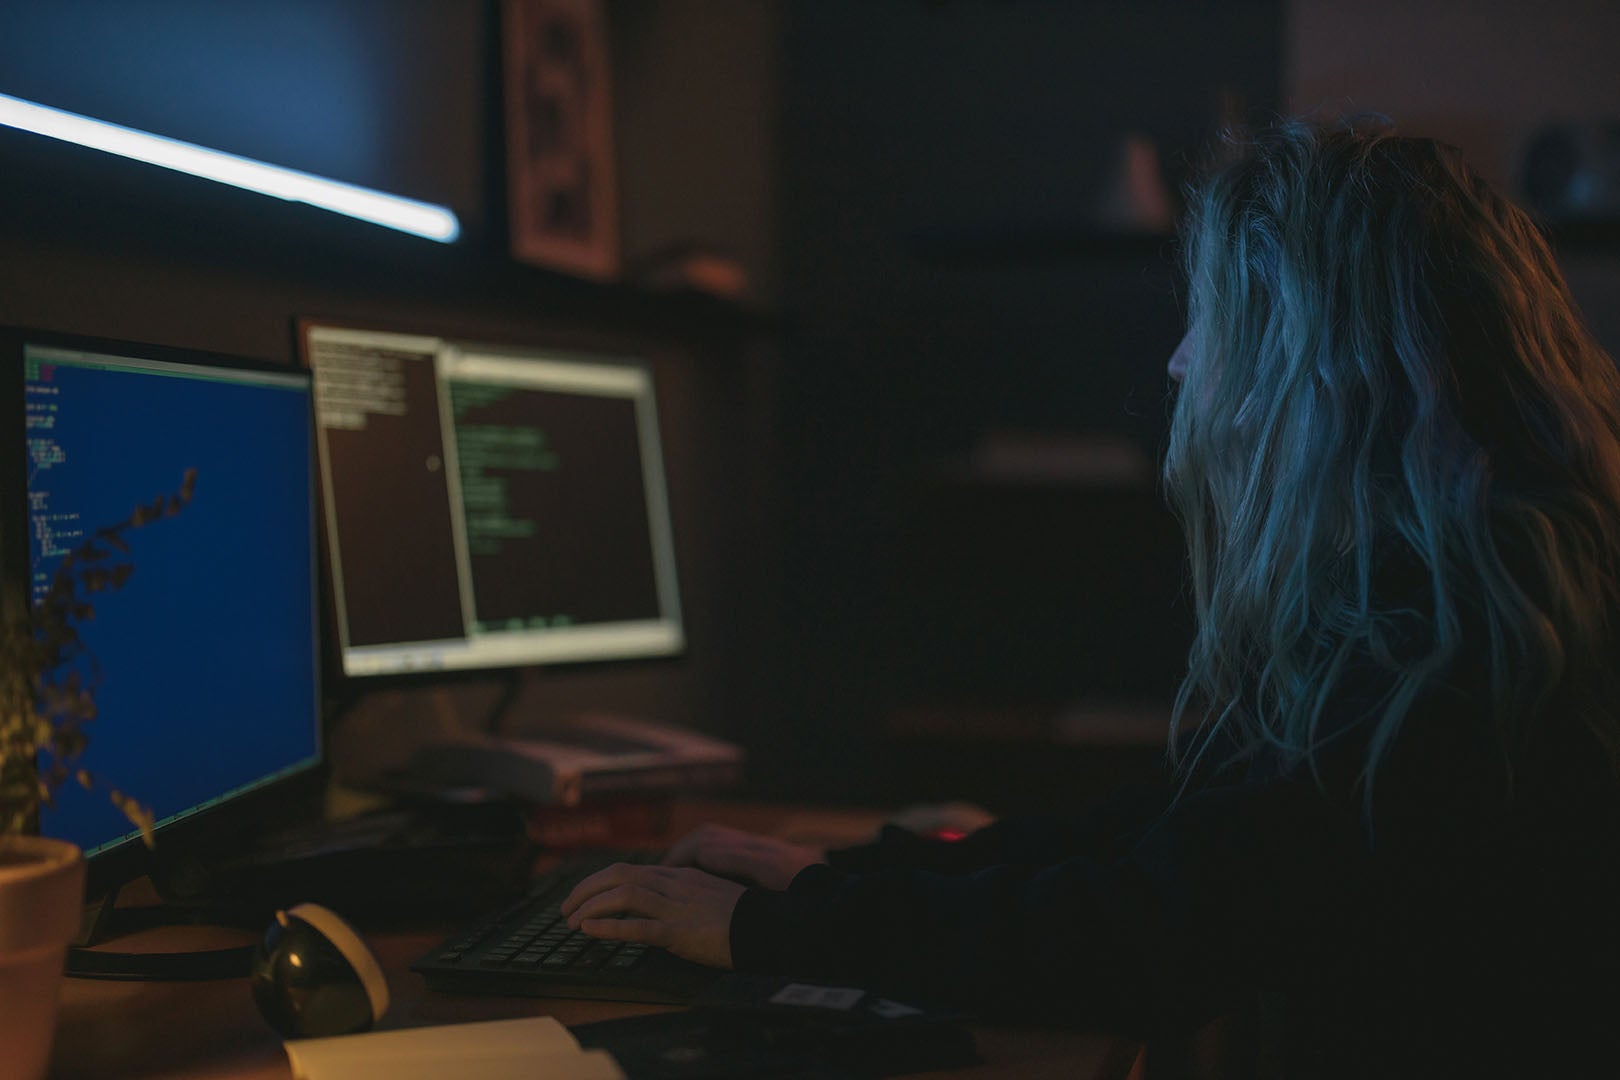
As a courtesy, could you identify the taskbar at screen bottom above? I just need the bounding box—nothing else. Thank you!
[341,621,685,677]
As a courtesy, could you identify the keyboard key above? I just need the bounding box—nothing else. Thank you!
[573,943,620,970]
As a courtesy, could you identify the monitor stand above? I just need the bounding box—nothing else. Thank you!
[66,858,262,980]
[64,800,537,981]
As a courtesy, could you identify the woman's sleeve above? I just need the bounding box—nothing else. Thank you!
[732,774,1386,1033]
[824,779,1181,877]
[740,682,1540,1034]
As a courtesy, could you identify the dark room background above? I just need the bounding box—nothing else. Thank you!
[2,0,1618,817]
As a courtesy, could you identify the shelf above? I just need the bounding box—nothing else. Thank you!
[907,220,1620,263]
[888,698,1172,749]
[937,430,1157,491]
[906,224,1178,264]
[0,124,778,343]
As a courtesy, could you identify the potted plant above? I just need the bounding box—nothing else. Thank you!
[0,469,193,1080]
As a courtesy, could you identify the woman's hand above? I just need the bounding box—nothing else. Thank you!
[560,864,744,969]
[661,824,827,891]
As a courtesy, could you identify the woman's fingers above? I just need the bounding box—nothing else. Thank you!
[656,826,823,890]
[562,864,747,970]
[577,915,664,945]
[691,839,763,880]
[660,824,738,867]
[566,882,675,928]
[658,829,701,866]
[561,863,672,918]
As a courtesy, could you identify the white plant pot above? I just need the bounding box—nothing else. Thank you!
[0,835,85,1080]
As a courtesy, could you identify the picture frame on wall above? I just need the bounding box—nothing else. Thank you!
[502,0,619,280]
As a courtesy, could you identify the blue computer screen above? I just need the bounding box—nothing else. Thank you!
[25,344,320,856]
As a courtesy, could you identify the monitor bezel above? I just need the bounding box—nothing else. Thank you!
[0,324,327,901]
[292,315,687,693]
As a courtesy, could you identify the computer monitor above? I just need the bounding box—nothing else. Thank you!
[298,321,683,680]
[1,328,322,913]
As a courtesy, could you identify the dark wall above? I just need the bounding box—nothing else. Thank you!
[0,2,486,227]
[1286,0,1620,369]
[764,1,1285,808]
[0,2,783,760]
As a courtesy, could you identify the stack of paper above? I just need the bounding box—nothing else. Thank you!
[283,1016,623,1080]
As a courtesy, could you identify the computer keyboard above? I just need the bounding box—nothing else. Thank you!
[411,849,724,1004]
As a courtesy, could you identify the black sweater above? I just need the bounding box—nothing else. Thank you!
[730,693,1620,1077]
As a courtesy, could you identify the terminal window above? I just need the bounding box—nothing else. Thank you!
[305,326,682,677]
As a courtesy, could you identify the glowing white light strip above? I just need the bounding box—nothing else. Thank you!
[0,92,461,243]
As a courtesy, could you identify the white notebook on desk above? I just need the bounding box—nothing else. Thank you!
[284,1016,624,1080]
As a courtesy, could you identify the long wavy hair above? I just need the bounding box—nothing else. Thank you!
[1165,117,1620,806]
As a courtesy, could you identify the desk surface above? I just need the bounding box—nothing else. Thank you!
[51,800,1139,1079]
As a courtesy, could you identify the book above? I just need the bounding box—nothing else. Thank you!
[378,713,744,807]
[284,1016,623,1079]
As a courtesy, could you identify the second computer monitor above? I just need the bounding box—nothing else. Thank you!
[5,327,323,875]
[301,323,683,678]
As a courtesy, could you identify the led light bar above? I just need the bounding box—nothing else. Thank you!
[0,91,461,243]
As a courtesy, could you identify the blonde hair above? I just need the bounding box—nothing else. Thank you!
[1165,117,1620,807]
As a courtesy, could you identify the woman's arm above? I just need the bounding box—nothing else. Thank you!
[824,780,1180,877]
[564,695,1564,1035]
[654,776,1185,892]
[730,776,1377,1031]
[562,772,1377,1033]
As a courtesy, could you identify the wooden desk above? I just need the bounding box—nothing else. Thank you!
[51,801,1140,1079]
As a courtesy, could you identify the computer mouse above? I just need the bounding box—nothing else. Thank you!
[251,902,389,1039]
[884,801,997,842]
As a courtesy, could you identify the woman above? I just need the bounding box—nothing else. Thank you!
[562,119,1620,1074]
